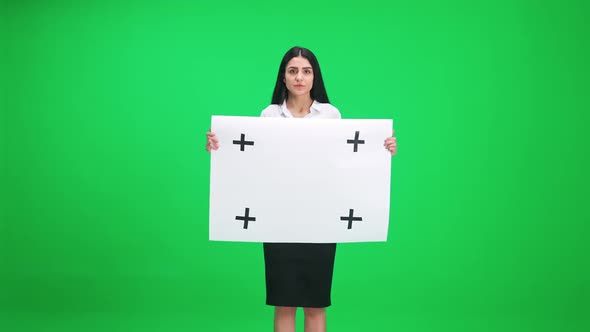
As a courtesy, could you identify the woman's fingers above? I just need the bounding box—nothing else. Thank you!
[205,130,219,152]
[206,139,219,150]
[387,143,397,155]
[384,137,396,146]
[384,135,397,155]
[209,139,219,148]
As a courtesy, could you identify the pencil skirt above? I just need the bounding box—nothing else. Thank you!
[263,242,337,308]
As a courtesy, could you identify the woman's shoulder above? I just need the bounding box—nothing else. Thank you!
[260,104,282,117]
[314,101,340,112]
[313,101,341,118]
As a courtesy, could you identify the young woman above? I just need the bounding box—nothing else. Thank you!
[206,46,397,332]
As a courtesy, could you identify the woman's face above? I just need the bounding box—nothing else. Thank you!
[284,56,314,98]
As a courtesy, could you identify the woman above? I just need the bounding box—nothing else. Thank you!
[206,46,397,332]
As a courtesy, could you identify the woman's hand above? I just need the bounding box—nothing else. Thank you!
[206,128,219,152]
[384,129,397,156]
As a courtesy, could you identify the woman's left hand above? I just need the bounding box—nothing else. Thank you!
[384,129,397,156]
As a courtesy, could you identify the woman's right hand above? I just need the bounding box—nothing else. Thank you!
[205,128,219,152]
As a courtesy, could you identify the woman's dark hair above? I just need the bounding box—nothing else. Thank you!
[271,46,330,104]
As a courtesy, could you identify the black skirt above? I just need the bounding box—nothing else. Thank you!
[263,243,337,308]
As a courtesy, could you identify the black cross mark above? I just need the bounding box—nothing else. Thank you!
[235,207,256,229]
[347,131,365,152]
[340,209,362,230]
[233,133,254,151]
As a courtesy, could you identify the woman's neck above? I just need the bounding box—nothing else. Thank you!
[286,95,313,117]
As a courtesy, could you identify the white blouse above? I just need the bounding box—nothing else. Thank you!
[260,100,341,119]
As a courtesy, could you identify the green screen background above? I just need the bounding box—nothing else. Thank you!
[1,0,588,331]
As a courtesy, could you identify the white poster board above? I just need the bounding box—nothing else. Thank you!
[209,116,392,243]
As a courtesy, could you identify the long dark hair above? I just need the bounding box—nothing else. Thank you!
[271,46,330,104]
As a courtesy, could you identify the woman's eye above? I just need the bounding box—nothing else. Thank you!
[304,70,312,74]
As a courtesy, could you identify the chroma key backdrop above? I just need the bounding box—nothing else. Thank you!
[1,1,588,331]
